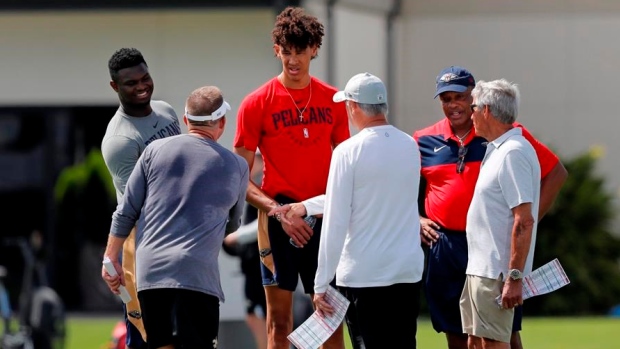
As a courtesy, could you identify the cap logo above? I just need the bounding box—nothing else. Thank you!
[439,73,459,82]
[185,100,230,121]
[377,94,384,102]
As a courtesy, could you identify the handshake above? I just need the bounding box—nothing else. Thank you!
[269,202,312,223]
[268,201,319,248]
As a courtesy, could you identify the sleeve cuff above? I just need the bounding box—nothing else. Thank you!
[314,284,328,294]
[302,194,325,216]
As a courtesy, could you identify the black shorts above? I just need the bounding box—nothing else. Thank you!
[258,194,322,293]
[340,282,421,348]
[138,288,219,348]
[240,241,267,316]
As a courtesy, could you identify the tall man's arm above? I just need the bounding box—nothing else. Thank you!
[233,146,314,244]
[233,147,277,213]
[538,161,567,220]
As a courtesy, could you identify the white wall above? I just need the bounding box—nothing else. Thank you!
[305,0,390,137]
[0,8,284,321]
[332,5,387,90]
[308,0,620,223]
[3,0,620,319]
[393,0,620,213]
[0,9,280,150]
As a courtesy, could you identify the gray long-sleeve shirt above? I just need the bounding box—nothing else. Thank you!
[102,100,181,204]
[110,134,249,302]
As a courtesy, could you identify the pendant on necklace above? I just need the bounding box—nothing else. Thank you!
[303,127,309,138]
[299,113,303,121]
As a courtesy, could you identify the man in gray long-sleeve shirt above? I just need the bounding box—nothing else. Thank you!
[102,85,249,349]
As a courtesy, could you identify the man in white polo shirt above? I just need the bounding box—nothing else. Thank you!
[461,79,541,349]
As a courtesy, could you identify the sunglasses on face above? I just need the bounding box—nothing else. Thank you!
[457,145,468,174]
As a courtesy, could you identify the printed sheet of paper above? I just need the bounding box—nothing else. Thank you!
[288,286,349,349]
[522,258,570,299]
[496,258,570,305]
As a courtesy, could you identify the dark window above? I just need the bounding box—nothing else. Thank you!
[0,105,118,310]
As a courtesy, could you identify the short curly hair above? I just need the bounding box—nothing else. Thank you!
[271,6,324,52]
[108,48,148,82]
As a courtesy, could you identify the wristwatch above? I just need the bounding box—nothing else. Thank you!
[508,269,523,281]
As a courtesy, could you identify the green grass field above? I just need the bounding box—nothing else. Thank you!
[64,316,119,349]
[57,316,618,349]
[414,317,619,349]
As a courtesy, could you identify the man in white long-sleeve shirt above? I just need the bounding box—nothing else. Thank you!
[273,73,425,348]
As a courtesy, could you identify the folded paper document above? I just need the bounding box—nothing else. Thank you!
[288,286,349,349]
[496,258,570,306]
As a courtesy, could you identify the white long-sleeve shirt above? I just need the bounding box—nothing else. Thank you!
[302,195,325,216]
[314,125,425,293]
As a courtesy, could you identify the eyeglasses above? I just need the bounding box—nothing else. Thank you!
[457,145,468,174]
[470,104,478,112]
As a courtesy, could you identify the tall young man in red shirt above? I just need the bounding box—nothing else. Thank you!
[233,6,350,349]
[413,66,568,349]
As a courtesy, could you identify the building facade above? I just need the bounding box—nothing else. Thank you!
[0,0,618,346]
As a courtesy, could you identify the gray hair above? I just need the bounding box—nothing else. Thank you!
[357,103,389,118]
[471,79,519,124]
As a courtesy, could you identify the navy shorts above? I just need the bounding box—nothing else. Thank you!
[425,228,522,334]
[259,194,322,293]
[138,288,219,349]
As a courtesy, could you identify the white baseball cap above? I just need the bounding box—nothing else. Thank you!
[333,72,387,105]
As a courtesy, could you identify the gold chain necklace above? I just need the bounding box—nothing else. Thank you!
[281,79,312,121]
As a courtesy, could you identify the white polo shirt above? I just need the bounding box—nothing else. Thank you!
[465,127,541,280]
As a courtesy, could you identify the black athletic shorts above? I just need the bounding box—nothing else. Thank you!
[258,194,323,293]
[138,288,219,349]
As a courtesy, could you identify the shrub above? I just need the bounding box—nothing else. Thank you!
[527,146,620,315]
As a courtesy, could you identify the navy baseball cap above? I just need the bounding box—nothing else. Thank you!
[434,66,476,98]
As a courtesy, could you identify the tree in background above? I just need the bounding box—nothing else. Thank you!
[54,149,117,310]
[527,146,620,316]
